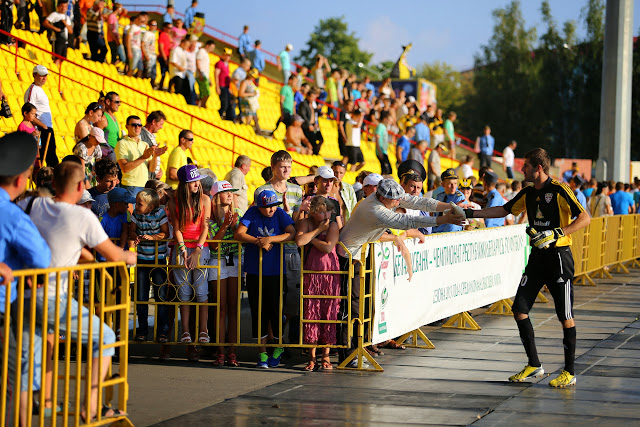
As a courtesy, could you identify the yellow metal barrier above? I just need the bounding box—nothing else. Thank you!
[573,214,640,285]
[1,262,131,427]
[129,240,379,371]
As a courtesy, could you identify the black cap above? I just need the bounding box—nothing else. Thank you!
[483,171,499,184]
[0,131,38,176]
[397,159,426,182]
[441,168,458,181]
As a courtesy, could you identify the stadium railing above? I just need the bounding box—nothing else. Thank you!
[1,262,131,427]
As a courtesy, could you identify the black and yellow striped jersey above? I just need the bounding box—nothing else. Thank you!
[504,177,585,247]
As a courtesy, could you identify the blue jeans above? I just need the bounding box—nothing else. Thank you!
[185,70,197,105]
[135,258,170,337]
[282,68,291,84]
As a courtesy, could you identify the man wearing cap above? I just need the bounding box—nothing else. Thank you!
[337,178,465,364]
[285,115,313,155]
[278,43,293,84]
[362,173,383,199]
[116,115,167,198]
[476,125,495,169]
[224,155,251,213]
[25,65,59,167]
[166,129,194,190]
[427,142,447,191]
[466,148,590,388]
[0,132,52,425]
[482,171,506,228]
[432,169,465,234]
[215,47,234,121]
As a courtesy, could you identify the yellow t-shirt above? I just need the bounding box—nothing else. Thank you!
[166,146,188,189]
[115,136,149,187]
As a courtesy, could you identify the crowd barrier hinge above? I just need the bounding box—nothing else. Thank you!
[396,328,435,349]
[336,319,383,372]
[485,299,513,316]
[574,273,596,286]
[593,267,614,280]
[442,312,481,330]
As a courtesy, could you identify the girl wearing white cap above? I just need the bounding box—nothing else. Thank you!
[207,180,241,367]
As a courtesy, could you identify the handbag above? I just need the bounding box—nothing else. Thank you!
[0,98,12,118]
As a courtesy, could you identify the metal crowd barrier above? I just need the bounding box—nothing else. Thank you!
[1,262,131,427]
[572,214,640,285]
[129,240,381,371]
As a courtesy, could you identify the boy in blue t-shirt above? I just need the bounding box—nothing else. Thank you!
[235,189,295,368]
[98,188,133,255]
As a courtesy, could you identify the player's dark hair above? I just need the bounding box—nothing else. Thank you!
[523,148,550,175]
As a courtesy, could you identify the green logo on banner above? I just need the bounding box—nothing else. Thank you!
[378,322,387,334]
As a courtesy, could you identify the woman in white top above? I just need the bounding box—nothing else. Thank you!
[74,102,104,143]
[589,182,613,217]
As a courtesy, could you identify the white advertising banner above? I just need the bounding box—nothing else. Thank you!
[372,224,529,343]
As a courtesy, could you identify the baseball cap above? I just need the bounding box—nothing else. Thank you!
[286,43,293,50]
[315,165,336,180]
[0,131,39,176]
[441,168,458,181]
[107,187,136,204]
[376,179,404,200]
[436,142,449,153]
[363,173,383,187]
[211,180,238,197]
[256,189,282,208]
[483,171,499,184]
[33,65,48,76]
[459,179,472,189]
[177,164,204,183]
[249,68,259,78]
[89,127,106,144]
[407,95,416,103]
[223,47,233,55]
[77,190,95,205]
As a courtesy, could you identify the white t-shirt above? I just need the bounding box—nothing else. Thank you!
[18,197,109,297]
[346,119,361,147]
[129,24,143,50]
[186,49,197,73]
[24,84,52,127]
[169,46,187,79]
[46,12,71,41]
[503,146,515,168]
[196,48,210,79]
[141,31,156,58]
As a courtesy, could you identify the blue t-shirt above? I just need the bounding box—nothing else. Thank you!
[89,187,109,218]
[415,122,430,143]
[432,191,465,233]
[98,211,128,261]
[279,50,291,71]
[574,190,588,211]
[396,136,411,163]
[351,89,361,100]
[634,191,640,213]
[294,91,304,110]
[610,191,634,215]
[484,189,506,228]
[241,206,294,276]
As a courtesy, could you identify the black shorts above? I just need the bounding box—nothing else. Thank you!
[338,138,346,156]
[512,246,575,321]
[246,274,283,339]
[346,146,363,164]
[53,38,68,59]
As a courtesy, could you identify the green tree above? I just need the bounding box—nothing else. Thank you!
[414,61,471,112]
[294,17,373,74]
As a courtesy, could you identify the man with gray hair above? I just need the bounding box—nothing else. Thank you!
[337,178,464,366]
[224,155,251,213]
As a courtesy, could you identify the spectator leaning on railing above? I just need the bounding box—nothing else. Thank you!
[0,132,52,427]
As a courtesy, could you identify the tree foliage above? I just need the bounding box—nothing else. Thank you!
[294,16,373,74]
[457,0,637,161]
[415,61,472,113]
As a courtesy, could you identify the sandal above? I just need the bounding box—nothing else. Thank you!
[134,334,146,342]
[180,332,192,343]
[199,331,210,343]
[369,345,384,356]
[157,334,168,343]
[186,345,200,362]
[225,354,239,367]
[81,405,126,423]
[320,360,333,370]
[211,353,225,366]
[381,339,405,350]
[304,361,316,371]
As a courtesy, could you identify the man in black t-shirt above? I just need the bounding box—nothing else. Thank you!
[465,148,590,388]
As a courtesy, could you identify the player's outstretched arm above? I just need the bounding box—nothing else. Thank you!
[467,206,510,219]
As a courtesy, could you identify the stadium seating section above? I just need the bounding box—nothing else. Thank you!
[0,12,462,198]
